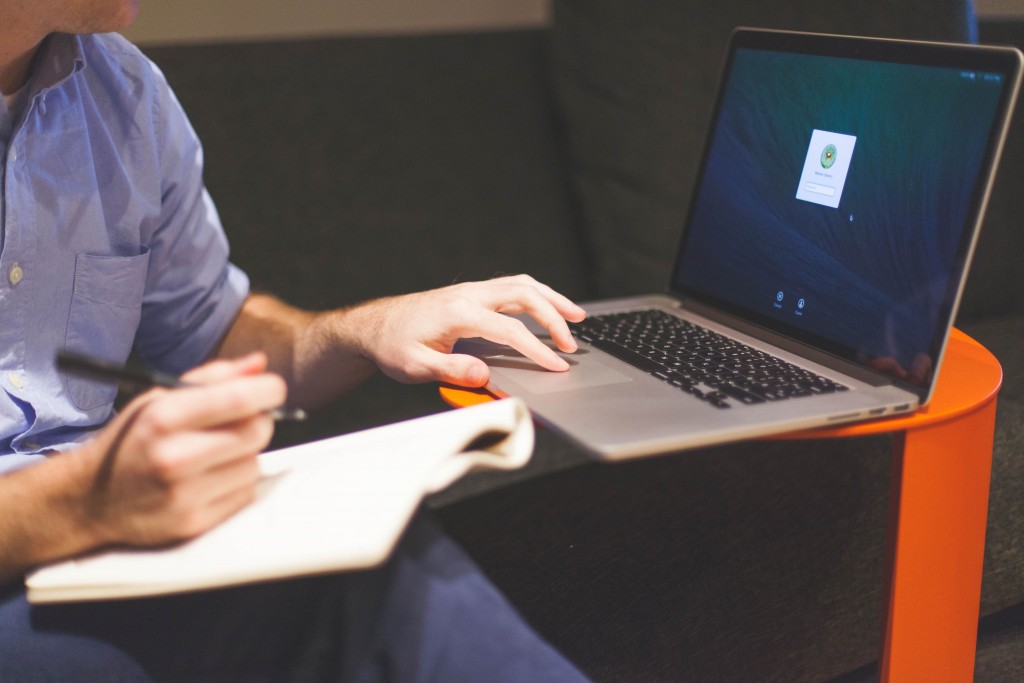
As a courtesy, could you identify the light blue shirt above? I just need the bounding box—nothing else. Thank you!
[0,33,249,472]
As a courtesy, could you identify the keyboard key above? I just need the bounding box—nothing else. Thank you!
[588,338,663,373]
[571,310,841,409]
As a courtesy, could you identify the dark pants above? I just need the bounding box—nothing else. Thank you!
[0,512,589,682]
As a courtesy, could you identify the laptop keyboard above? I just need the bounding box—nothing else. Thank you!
[569,310,847,410]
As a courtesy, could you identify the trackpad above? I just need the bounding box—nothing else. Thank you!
[456,338,633,395]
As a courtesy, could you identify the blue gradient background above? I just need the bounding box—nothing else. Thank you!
[674,48,1004,384]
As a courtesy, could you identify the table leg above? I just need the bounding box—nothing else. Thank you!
[879,398,997,682]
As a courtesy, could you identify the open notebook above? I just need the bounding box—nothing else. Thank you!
[26,399,532,603]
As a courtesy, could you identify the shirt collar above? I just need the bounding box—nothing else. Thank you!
[27,33,87,99]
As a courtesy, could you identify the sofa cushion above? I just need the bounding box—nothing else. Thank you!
[146,31,589,310]
[549,0,977,297]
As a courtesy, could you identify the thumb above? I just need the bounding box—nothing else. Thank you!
[431,353,490,388]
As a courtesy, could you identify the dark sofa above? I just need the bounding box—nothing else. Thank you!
[144,1,1023,680]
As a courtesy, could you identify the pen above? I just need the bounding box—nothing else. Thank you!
[55,350,308,422]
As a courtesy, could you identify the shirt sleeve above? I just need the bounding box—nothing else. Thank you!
[132,61,250,374]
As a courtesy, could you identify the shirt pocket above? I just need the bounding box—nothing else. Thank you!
[64,249,151,412]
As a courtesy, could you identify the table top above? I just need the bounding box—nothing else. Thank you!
[439,327,1002,439]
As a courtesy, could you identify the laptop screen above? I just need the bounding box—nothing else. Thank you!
[671,31,1020,391]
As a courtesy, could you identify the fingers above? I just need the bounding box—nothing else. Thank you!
[469,310,571,373]
[143,413,275,481]
[94,386,275,545]
[490,286,578,354]
[137,372,288,433]
[492,274,586,322]
[143,453,262,542]
[366,275,586,386]
[483,275,586,353]
[197,483,261,537]
[84,355,288,546]
[177,454,262,537]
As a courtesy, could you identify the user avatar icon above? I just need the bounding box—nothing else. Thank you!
[820,144,837,169]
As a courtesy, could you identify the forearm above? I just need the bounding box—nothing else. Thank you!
[0,452,108,583]
[219,277,586,402]
[216,293,379,409]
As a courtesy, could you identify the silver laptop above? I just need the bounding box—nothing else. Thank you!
[460,28,1023,460]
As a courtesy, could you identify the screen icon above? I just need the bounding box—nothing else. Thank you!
[796,129,857,209]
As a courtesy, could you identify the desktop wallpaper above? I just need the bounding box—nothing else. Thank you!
[673,47,1005,386]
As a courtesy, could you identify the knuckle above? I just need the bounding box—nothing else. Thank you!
[243,459,262,486]
[509,283,542,305]
[503,315,530,337]
[176,509,208,539]
[238,485,258,508]
[148,444,181,483]
[138,404,175,438]
[440,299,480,328]
[510,273,537,289]
[267,374,288,404]
[250,416,275,448]
[222,389,251,416]
[444,283,474,304]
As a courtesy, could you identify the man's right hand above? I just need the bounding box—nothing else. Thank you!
[75,353,286,547]
[0,353,287,581]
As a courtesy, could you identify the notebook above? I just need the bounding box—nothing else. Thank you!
[458,28,1023,460]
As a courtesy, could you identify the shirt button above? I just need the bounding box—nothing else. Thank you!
[8,372,24,389]
[8,263,23,286]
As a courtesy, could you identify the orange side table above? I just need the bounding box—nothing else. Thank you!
[440,327,1002,682]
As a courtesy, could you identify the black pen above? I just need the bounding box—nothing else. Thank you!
[55,350,308,422]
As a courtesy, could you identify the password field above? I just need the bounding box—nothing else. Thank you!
[804,182,836,197]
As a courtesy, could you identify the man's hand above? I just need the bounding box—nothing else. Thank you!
[0,353,286,581]
[347,275,587,387]
[217,275,586,408]
[75,353,286,547]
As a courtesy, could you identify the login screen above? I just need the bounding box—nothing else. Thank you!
[795,129,857,208]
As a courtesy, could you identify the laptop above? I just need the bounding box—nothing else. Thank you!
[459,28,1023,460]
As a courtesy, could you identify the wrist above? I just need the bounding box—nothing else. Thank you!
[331,297,393,364]
[0,445,116,580]
[59,442,121,550]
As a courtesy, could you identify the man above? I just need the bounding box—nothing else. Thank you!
[0,1,591,679]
